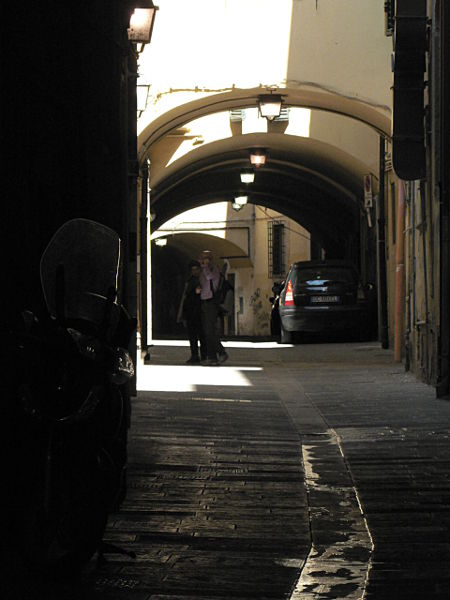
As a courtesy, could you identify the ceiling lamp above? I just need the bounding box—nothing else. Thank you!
[258,94,282,121]
[240,169,255,184]
[231,196,248,212]
[128,1,158,44]
[249,148,267,168]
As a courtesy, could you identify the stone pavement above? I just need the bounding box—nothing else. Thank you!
[5,340,450,599]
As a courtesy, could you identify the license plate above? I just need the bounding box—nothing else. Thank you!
[310,295,339,303]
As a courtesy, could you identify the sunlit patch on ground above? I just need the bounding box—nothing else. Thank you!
[148,339,292,349]
[137,362,262,392]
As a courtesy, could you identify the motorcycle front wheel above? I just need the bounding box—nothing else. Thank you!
[20,445,111,577]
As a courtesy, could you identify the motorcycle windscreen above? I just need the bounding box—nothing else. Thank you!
[40,219,123,325]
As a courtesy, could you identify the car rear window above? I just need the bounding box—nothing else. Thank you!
[291,266,356,285]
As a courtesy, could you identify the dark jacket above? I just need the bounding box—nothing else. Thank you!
[178,275,201,323]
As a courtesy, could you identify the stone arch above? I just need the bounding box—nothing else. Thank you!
[138,85,391,164]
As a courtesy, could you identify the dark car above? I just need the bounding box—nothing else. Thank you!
[270,260,373,343]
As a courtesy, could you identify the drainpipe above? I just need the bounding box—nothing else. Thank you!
[140,160,149,354]
[377,136,389,348]
[394,179,406,362]
[419,180,429,378]
[409,180,416,372]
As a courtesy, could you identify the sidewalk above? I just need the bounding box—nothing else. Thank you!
[7,340,450,599]
[271,341,450,599]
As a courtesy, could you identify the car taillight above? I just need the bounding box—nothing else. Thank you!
[284,280,294,306]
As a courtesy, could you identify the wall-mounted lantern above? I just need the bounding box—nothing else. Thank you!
[137,84,150,113]
[128,1,158,45]
[240,169,255,184]
[258,94,282,121]
[249,148,267,168]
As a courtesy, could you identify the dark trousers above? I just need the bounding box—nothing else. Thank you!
[201,299,225,360]
[186,316,206,360]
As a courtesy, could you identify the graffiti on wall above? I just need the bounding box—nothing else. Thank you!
[249,288,270,335]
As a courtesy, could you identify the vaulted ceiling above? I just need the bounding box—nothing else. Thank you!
[149,132,373,256]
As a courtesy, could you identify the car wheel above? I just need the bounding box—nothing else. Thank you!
[280,325,293,344]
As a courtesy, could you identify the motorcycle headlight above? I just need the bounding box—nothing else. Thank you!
[67,328,102,360]
[110,347,134,384]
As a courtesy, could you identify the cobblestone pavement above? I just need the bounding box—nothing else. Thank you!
[5,340,450,599]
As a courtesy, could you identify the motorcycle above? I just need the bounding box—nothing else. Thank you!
[10,218,136,577]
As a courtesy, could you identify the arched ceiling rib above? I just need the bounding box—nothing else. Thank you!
[138,85,391,163]
[150,133,370,198]
[151,177,351,257]
[150,134,371,245]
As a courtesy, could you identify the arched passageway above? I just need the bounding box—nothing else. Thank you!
[136,2,391,351]
[140,112,383,347]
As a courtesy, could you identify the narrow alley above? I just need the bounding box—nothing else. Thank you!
[8,341,450,599]
[3,3,450,600]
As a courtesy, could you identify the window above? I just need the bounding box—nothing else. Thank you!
[268,221,285,277]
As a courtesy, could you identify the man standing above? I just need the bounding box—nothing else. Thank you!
[177,260,206,364]
[197,250,228,366]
